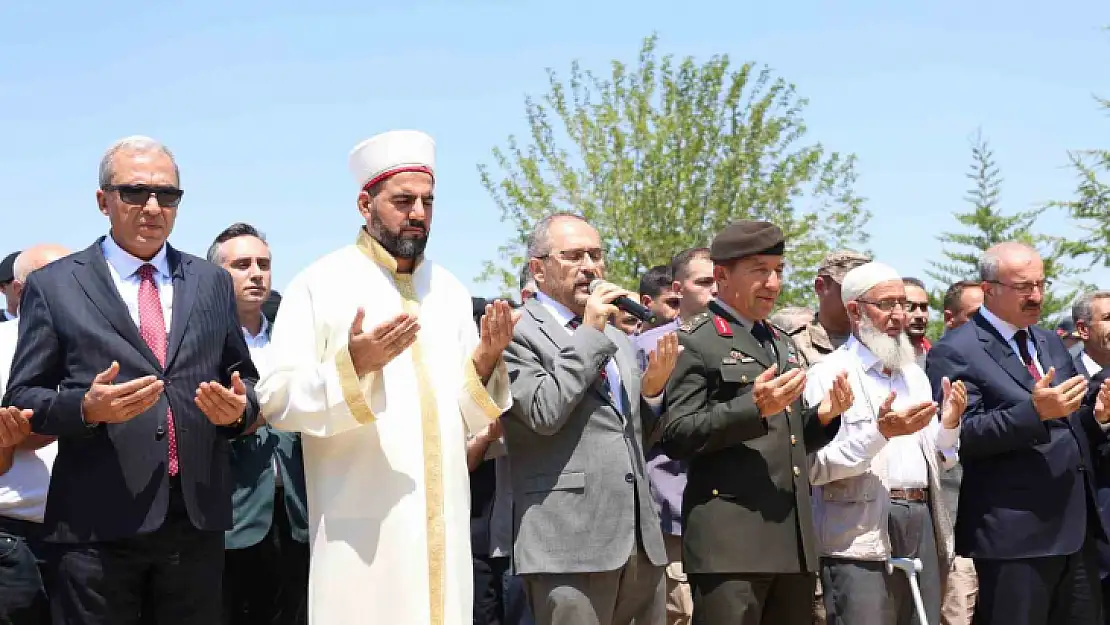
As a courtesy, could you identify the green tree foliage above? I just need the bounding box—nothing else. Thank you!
[925,130,1079,337]
[1056,95,1110,267]
[477,34,870,306]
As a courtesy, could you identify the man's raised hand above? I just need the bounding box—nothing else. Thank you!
[82,361,165,425]
[195,371,249,426]
[753,365,807,418]
[642,332,681,398]
[348,308,420,378]
[940,377,968,429]
[477,300,522,361]
[875,391,936,438]
[1031,368,1087,421]
[0,407,33,448]
[817,371,854,425]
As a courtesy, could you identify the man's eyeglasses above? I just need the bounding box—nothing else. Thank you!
[985,279,1051,296]
[857,298,909,313]
[906,301,929,313]
[103,184,184,208]
[539,248,604,265]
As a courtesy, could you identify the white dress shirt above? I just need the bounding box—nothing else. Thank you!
[101,235,173,330]
[0,321,57,523]
[1083,352,1103,377]
[243,316,280,487]
[807,336,961,488]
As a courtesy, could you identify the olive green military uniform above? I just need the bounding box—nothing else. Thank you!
[662,300,839,625]
[787,313,850,369]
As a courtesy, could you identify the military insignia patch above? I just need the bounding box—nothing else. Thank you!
[680,312,710,333]
[712,315,732,337]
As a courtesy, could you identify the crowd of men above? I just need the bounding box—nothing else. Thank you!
[1,128,1110,625]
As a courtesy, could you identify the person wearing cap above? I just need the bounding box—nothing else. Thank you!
[661,220,854,625]
[788,250,872,369]
[3,135,261,624]
[255,130,516,625]
[0,251,20,322]
[804,262,966,625]
[1056,317,1084,357]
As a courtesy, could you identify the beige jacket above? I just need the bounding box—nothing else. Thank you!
[803,338,958,575]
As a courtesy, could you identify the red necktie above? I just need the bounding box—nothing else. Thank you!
[138,264,178,476]
[1013,328,1042,382]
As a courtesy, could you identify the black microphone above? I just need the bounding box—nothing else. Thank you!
[588,279,658,326]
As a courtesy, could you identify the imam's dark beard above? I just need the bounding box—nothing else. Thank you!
[370,211,428,260]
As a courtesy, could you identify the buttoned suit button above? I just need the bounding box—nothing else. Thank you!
[625,473,634,483]
[793,466,801,477]
[711,489,719,496]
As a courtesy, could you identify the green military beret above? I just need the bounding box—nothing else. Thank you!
[709,220,785,263]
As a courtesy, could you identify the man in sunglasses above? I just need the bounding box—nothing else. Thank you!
[2,135,261,625]
[902,277,932,368]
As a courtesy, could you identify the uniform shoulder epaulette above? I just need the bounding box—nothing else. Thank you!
[785,323,806,337]
[679,312,711,333]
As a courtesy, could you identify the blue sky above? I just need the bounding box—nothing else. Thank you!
[2,0,1107,300]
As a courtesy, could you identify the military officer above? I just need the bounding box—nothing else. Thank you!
[661,220,853,625]
[788,250,871,368]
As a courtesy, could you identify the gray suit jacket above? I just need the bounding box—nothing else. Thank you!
[503,298,668,575]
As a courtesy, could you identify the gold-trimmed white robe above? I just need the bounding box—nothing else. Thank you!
[256,230,511,625]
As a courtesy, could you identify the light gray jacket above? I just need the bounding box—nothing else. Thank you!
[503,297,668,574]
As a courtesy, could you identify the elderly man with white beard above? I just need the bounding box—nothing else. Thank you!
[803,262,968,625]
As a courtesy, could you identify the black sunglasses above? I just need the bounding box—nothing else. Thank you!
[104,184,184,208]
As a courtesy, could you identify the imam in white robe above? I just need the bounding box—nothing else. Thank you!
[257,229,511,625]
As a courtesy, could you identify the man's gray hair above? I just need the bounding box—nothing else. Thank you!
[978,241,1038,282]
[525,212,588,259]
[1073,290,1110,325]
[98,135,180,189]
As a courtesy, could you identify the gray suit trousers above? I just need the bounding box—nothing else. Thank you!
[524,542,665,625]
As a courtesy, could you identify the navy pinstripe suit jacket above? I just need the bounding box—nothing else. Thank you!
[2,238,260,543]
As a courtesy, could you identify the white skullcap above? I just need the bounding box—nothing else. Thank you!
[348,130,436,190]
[840,261,902,306]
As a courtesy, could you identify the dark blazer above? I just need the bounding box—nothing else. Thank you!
[2,239,260,544]
[1074,351,1092,379]
[1082,367,1110,578]
[227,323,308,549]
[925,310,1106,560]
[661,300,838,575]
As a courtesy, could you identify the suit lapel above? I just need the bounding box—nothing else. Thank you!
[973,311,1034,391]
[709,301,772,368]
[525,299,622,413]
[165,246,198,371]
[526,298,568,352]
[72,240,161,370]
[604,325,635,417]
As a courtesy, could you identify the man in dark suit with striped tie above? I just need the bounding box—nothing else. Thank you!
[926,241,1109,625]
[2,135,260,625]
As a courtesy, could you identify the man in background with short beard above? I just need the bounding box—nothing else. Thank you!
[805,262,965,625]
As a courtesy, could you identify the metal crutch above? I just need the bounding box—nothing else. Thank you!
[887,557,929,624]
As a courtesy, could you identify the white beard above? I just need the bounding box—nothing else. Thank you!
[857,315,916,372]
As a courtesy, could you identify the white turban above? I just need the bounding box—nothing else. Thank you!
[840,261,902,306]
[348,129,436,190]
